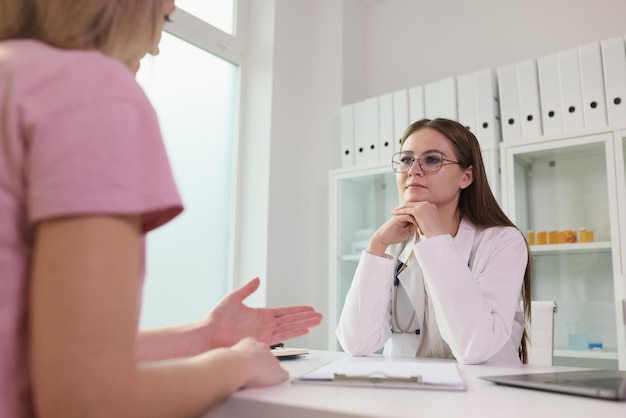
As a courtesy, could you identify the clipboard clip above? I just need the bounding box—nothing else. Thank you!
[333,372,423,385]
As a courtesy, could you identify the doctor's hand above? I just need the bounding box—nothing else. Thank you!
[390,201,448,238]
[203,277,323,349]
[366,212,419,257]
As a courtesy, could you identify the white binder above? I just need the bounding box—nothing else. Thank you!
[557,48,585,133]
[537,53,563,136]
[364,96,380,166]
[600,36,626,126]
[474,69,501,150]
[378,93,395,164]
[516,59,543,139]
[497,63,522,142]
[339,104,355,168]
[424,81,439,119]
[456,72,476,133]
[578,42,608,129]
[438,77,458,120]
[408,85,425,124]
[393,89,409,150]
[353,100,368,166]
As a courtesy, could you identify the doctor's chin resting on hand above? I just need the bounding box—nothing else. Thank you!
[336,118,532,366]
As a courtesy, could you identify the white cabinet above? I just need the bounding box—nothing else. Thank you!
[328,164,398,350]
[501,129,626,369]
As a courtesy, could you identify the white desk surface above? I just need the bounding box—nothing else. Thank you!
[204,350,625,418]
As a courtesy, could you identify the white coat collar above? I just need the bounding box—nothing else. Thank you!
[454,218,477,266]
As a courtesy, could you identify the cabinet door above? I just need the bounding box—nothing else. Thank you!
[616,131,626,369]
[502,132,622,369]
[329,166,398,350]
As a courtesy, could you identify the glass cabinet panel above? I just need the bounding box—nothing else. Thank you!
[329,166,397,350]
[505,132,621,368]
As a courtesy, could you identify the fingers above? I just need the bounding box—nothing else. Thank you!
[271,308,323,329]
[230,277,261,302]
[270,328,311,345]
[266,305,318,317]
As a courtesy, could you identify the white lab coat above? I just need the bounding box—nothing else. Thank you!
[336,219,528,365]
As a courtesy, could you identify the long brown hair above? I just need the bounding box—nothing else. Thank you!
[0,0,163,68]
[400,118,533,364]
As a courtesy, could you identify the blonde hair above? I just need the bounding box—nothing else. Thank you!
[0,0,163,66]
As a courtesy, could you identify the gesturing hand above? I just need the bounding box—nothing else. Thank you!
[205,277,323,348]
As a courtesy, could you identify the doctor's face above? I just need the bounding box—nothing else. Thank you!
[396,128,473,206]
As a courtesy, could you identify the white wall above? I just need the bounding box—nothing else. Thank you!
[240,0,626,350]
[236,0,341,349]
[348,0,626,101]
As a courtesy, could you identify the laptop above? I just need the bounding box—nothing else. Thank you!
[480,369,626,401]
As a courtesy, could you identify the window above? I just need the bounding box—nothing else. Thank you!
[137,4,246,328]
[174,0,236,34]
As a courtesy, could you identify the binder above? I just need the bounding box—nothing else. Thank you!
[339,104,355,168]
[456,72,476,133]
[600,36,626,126]
[293,358,466,391]
[578,42,608,129]
[353,99,368,166]
[537,53,563,135]
[378,92,395,164]
[497,63,522,142]
[408,85,425,124]
[424,81,439,119]
[474,69,501,150]
[557,48,585,133]
[364,96,380,165]
[393,89,409,150]
[438,77,458,120]
[516,59,543,139]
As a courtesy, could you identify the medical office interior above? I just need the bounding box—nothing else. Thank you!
[139,0,626,371]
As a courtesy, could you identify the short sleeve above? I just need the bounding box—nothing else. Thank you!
[24,54,182,232]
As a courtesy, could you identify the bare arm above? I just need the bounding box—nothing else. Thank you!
[30,215,287,418]
[137,277,323,361]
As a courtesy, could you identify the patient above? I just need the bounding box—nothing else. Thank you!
[0,1,321,417]
[336,118,531,365]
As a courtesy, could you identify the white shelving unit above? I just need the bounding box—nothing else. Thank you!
[501,128,626,369]
[328,163,398,350]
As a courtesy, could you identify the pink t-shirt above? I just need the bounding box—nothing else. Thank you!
[0,40,183,417]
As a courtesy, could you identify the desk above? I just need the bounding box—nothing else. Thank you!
[204,350,624,418]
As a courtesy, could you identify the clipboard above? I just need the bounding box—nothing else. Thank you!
[293,357,466,391]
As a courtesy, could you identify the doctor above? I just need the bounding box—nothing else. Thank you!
[336,118,532,365]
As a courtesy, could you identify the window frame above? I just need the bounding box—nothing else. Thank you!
[160,2,249,293]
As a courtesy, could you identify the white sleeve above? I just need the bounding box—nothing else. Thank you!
[335,251,396,355]
[416,227,527,364]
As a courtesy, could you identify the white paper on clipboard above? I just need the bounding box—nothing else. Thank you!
[293,357,465,391]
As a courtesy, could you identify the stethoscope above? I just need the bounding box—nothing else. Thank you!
[392,233,420,334]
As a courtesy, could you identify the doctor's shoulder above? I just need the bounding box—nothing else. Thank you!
[474,225,528,251]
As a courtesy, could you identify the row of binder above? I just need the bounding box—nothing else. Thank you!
[341,69,501,168]
[340,34,626,168]
[498,36,626,142]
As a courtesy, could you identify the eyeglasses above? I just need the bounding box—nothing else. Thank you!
[391,151,462,174]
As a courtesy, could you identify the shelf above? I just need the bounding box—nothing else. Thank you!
[553,349,618,360]
[530,241,611,255]
[340,243,611,261]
